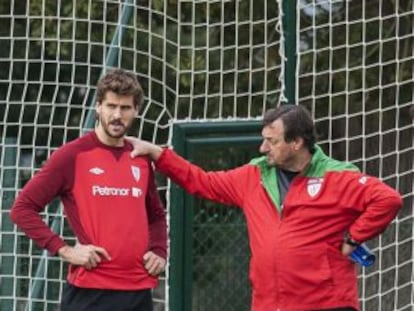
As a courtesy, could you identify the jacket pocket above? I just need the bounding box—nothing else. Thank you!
[278,246,334,305]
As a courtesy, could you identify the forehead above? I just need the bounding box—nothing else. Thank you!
[102,91,135,107]
[261,119,284,137]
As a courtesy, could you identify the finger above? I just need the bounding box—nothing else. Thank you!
[144,256,156,271]
[124,136,140,158]
[89,258,97,268]
[143,251,152,262]
[157,259,166,274]
[153,263,164,275]
[130,148,140,158]
[145,257,161,275]
[91,251,102,265]
[159,259,166,272]
[86,250,99,268]
[147,261,159,275]
[149,267,160,276]
[152,261,166,276]
[341,243,355,256]
[93,246,111,261]
[148,258,166,275]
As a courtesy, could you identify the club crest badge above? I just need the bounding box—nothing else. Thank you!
[307,178,323,197]
[131,166,140,182]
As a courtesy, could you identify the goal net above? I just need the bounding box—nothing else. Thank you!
[0,1,280,311]
[298,1,413,310]
[0,0,412,311]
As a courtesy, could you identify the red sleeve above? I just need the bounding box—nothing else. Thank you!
[155,148,248,208]
[348,175,403,243]
[145,164,167,259]
[9,148,71,255]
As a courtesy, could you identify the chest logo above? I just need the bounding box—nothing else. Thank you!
[359,176,368,184]
[307,178,323,197]
[89,167,104,175]
[131,166,141,182]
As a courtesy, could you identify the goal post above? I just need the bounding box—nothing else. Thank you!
[0,1,413,311]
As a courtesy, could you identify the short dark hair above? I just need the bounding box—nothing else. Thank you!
[96,68,144,109]
[263,105,316,152]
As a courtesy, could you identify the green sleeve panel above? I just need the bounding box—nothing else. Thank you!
[250,156,282,212]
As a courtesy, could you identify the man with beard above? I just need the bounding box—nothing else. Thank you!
[10,69,167,311]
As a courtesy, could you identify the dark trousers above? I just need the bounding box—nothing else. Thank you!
[313,308,356,311]
[60,283,153,311]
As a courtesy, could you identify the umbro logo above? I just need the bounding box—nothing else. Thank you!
[89,167,105,175]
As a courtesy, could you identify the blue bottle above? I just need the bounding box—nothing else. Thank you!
[349,243,376,267]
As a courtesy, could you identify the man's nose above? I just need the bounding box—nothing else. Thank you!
[259,141,268,153]
[113,107,122,118]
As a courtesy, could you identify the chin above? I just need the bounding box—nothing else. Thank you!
[106,130,126,139]
[266,159,276,166]
[112,133,125,139]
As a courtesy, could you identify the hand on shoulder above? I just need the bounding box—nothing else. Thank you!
[125,136,163,161]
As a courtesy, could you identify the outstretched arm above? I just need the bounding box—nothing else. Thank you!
[126,137,249,208]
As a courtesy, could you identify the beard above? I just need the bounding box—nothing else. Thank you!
[99,117,131,139]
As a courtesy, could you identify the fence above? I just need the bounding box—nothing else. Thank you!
[0,1,413,310]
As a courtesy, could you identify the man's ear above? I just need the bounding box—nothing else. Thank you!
[96,101,102,114]
[293,137,304,151]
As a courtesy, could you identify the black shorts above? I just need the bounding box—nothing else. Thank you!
[313,308,356,311]
[60,283,153,311]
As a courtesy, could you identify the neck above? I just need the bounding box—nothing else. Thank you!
[296,151,312,174]
[95,127,124,147]
[284,151,312,174]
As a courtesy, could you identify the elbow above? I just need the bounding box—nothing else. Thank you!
[9,201,27,226]
[395,194,404,212]
[9,205,18,224]
[380,186,404,211]
[387,192,404,217]
[391,189,404,209]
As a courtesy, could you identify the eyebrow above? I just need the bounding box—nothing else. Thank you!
[264,137,279,143]
[105,102,134,108]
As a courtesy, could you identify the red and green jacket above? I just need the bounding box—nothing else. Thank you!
[155,145,402,311]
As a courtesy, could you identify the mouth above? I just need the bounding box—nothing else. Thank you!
[110,121,125,131]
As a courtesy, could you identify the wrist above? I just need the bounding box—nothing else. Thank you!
[344,235,360,247]
[151,146,163,161]
[57,245,71,259]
